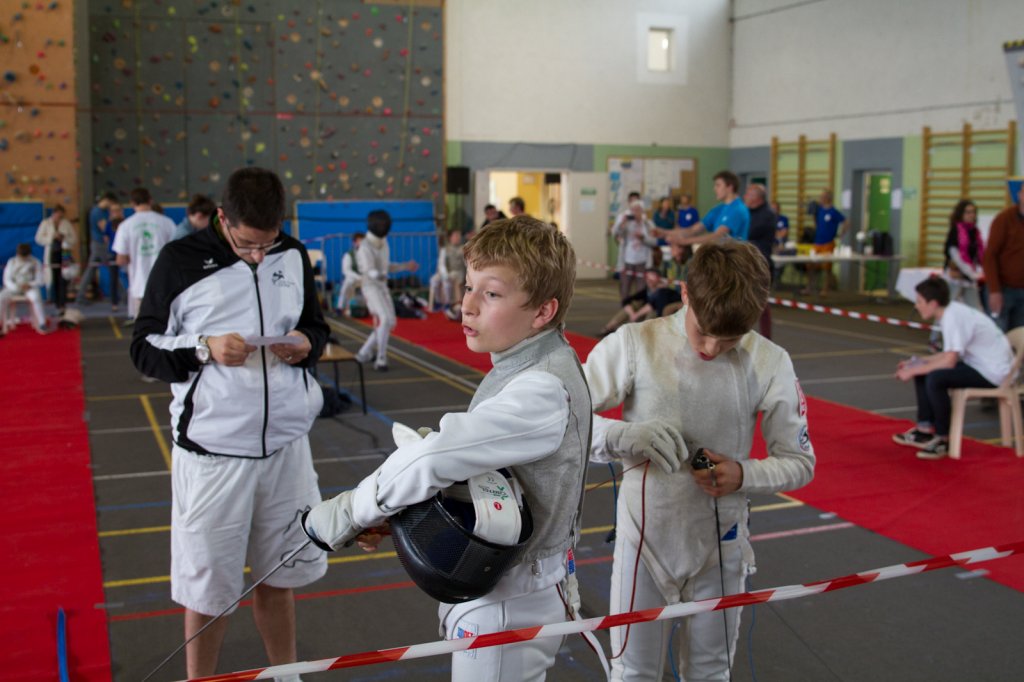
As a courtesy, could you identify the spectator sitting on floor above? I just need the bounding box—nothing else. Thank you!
[660,242,691,318]
[0,243,48,335]
[599,267,682,337]
[892,277,1013,460]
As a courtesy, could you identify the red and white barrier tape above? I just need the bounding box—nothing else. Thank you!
[183,539,1023,681]
[576,257,936,332]
[767,296,936,331]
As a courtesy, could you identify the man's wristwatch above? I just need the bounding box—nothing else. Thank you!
[196,335,211,365]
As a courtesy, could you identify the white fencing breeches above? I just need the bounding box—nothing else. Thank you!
[442,584,566,682]
[609,532,748,681]
[358,283,395,365]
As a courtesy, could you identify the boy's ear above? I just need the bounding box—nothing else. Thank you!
[681,283,689,305]
[533,298,559,329]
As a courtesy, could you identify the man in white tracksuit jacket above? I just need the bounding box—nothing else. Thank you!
[585,240,815,681]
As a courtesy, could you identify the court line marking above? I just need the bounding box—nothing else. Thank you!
[789,346,919,360]
[776,317,921,345]
[108,316,123,339]
[798,373,895,385]
[139,394,171,470]
[93,452,391,483]
[99,496,808,585]
[88,391,171,402]
[96,520,856,620]
[91,425,170,435]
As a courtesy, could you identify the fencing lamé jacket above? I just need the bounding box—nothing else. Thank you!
[585,309,815,601]
[130,226,328,458]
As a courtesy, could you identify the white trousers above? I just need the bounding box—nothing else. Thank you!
[609,532,747,682]
[0,287,46,330]
[358,283,395,365]
[442,583,567,682]
[338,275,361,311]
[170,437,327,615]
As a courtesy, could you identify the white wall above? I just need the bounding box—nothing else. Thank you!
[730,0,1024,146]
[446,0,732,147]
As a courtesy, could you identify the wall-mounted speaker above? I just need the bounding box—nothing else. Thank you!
[544,173,562,185]
[446,166,470,195]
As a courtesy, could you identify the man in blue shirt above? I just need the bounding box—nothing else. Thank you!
[654,171,750,247]
[173,194,216,241]
[771,200,789,250]
[75,192,118,307]
[676,193,700,228]
[804,189,847,296]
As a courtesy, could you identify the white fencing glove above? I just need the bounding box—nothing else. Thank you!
[392,421,432,447]
[606,420,688,474]
[302,490,360,551]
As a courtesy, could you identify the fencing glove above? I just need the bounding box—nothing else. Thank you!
[392,421,432,447]
[302,490,360,551]
[606,419,688,474]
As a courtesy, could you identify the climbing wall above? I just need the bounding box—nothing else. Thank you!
[0,1,78,213]
[88,0,444,210]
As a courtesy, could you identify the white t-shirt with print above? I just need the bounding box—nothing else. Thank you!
[940,301,1013,386]
[112,210,176,299]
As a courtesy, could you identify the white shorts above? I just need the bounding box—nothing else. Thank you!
[170,436,327,616]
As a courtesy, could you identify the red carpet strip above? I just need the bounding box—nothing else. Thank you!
[388,314,1024,593]
[755,396,1024,593]
[0,327,111,680]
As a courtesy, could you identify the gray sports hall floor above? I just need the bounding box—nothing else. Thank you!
[83,280,1024,681]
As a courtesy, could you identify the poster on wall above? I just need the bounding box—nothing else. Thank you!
[607,157,696,223]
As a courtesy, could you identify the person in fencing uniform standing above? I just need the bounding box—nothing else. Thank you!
[354,210,418,371]
[584,241,815,681]
[304,216,592,682]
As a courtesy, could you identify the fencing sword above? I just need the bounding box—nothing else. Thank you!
[141,539,313,682]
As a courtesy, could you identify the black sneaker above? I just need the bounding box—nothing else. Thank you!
[373,362,388,372]
[916,439,949,460]
[892,428,937,449]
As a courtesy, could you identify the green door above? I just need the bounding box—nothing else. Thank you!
[864,173,892,291]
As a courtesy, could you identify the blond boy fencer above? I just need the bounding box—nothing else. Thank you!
[354,210,417,371]
[304,216,593,681]
[584,240,815,681]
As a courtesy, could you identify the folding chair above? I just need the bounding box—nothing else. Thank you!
[947,326,1024,459]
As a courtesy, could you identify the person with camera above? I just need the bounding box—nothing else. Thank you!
[892,277,1012,459]
[611,198,658,299]
[585,241,815,681]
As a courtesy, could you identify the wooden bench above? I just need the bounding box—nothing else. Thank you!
[316,342,367,414]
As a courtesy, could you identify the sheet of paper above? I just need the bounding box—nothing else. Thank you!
[245,335,302,347]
